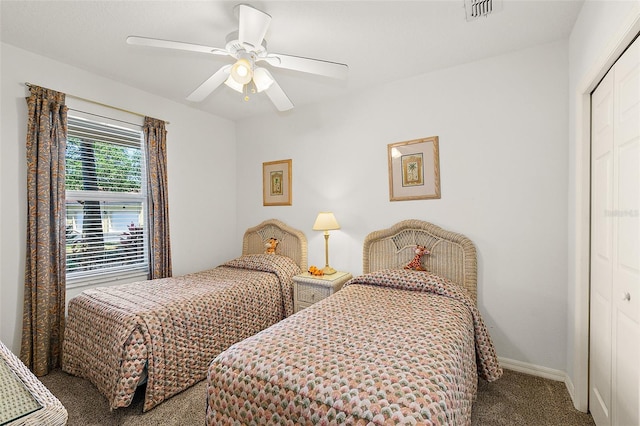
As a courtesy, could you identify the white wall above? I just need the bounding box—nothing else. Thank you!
[0,43,237,354]
[566,0,640,411]
[236,41,570,371]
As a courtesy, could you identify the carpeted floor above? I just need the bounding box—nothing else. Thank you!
[39,368,595,425]
[471,369,594,426]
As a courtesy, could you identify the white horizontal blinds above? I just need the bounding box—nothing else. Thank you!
[67,116,143,193]
[65,115,148,280]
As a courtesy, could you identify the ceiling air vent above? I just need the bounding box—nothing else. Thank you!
[464,0,503,21]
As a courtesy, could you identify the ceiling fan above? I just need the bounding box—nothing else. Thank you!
[126,3,348,112]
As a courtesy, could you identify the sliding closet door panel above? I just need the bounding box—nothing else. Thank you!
[611,35,639,426]
[590,67,614,426]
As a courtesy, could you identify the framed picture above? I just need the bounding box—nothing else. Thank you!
[387,136,441,201]
[263,159,292,206]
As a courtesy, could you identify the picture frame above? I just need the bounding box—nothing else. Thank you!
[263,159,292,206]
[387,136,441,201]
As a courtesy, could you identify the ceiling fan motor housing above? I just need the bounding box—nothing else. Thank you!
[225,30,267,58]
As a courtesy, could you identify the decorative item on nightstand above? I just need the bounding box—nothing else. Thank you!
[312,212,340,275]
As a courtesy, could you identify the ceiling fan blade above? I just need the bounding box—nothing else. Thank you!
[263,53,348,80]
[126,36,228,56]
[264,78,294,112]
[186,65,232,102]
[236,4,271,49]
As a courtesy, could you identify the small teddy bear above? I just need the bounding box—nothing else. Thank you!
[404,245,430,271]
[265,238,279,254]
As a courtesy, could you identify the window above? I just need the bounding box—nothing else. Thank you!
[65,115,148,284]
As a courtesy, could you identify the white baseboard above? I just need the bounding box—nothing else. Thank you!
[498,357,585,413]
[498,356,567,382]
[564,375,577,408]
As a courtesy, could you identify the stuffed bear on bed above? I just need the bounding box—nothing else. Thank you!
[265,238,279,254]
[404,245,430,271]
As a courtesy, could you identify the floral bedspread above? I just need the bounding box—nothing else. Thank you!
[206,269,502,425]
[63,254,300,411]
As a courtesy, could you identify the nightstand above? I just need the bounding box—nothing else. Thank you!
[293,271,352,312]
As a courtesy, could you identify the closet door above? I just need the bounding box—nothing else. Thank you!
[590,60,614,426]
[610,35,639,426]
[589,35,639,426]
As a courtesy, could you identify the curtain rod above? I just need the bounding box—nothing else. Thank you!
[25,82,170,125]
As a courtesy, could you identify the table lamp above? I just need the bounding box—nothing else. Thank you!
[312,212,340,275]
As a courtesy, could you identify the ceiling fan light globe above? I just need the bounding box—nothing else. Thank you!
[236,65,248,77]
[253,67,275,93]
[224,75,244,93]
[230,58,253,84]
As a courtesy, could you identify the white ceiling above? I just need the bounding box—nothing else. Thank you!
[1,0,584,122]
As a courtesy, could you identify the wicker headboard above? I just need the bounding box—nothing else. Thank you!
[242,219,308,271]
[363,219,478,304]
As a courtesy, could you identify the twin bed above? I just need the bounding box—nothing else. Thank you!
[205,219,502,425]
[62,219,307,411]
[63,219,501,424]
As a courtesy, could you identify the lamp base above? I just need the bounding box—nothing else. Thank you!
[322,266,337,275]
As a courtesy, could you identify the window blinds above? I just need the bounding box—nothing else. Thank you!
[65,115,148,281]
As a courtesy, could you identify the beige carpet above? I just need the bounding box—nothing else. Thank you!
[39,368,595,425]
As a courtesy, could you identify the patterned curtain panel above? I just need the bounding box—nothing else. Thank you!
[143,117,172,279]
[21,85,68,375]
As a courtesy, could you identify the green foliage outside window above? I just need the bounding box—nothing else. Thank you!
[65,137,142,193]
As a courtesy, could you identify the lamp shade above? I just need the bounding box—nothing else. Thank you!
[312,212,340,231]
